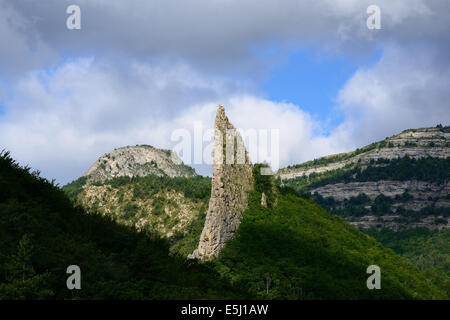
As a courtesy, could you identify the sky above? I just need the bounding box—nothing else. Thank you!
[0,0,449,184]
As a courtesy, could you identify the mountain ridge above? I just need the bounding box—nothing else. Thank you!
[278,125,450,231]
[278,126,449,181]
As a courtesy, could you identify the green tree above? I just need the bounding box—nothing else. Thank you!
[11,235,35,282]
[0,235,53,299]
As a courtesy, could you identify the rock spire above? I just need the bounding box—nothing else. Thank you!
[189,105,254,260]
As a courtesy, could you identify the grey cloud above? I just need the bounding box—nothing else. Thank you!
[1,0,450,184]
[2,0,450,76]
[0,1,56,74]
[334,44,450,148]
[0,58,247,183]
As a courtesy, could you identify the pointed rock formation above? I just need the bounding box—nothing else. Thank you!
[189,105,254,260]
[261,192,267,207]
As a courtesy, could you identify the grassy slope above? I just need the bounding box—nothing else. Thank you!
[215,188,447,299]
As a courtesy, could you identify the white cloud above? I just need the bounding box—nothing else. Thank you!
[334,45,450,146]
[0,58,346,183]
[1,1,449,184]
[0,58,238,182]
[2,41,450,184]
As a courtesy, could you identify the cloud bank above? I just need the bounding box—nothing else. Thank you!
[0,0,449,183]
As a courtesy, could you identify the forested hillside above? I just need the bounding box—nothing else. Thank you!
[278,127,450,231]
[214,165,447,299]
[366,228,449,294]
[276,126,449,296]
[0,151,246,299]
[63,174,210,256]
[1,151,447,299]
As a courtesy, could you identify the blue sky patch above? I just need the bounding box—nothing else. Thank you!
[261,46,383,135]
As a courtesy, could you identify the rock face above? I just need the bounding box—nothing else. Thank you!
[278,127,450,181]
[83,145,196,182]
[189,105,254,260]
[347,215,449,231]
[278,126,450,231]
[310,180,450,203]
[310,181,450,230]
[261,192,267,207]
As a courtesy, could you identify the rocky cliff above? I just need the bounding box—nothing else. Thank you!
[189,105,254,260]
[278,127,449,181]
[83,145,196,182]
[278,126,450,231]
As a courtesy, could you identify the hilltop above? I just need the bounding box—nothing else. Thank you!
[63,145,208,253]
[83,145,196,182]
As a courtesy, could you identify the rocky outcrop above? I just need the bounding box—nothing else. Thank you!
[310,180,450,202]
[310,180,450,231]
[261,192,268,207]
[278,126,449,231]
[189,105,254,260]
[348,215,449,231]
[83,145,196,182]
[278,127,450,181]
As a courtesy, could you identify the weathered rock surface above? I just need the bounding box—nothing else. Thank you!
[189,105,254,260]
[278,127,449,181]
[261,192,267,207]
[310,180,450,230]
[347,215,449,231]
[278,126,449,231]
[310,180,450,202]
[84,145,195,182]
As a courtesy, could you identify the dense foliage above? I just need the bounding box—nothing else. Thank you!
[253,163,277,208]
[63,173,211,255]
[169,211,206,257]
[214,168,447,299]
[310,192,450,219]
[436,124,450,133]
[65,174,211,203]
[2,152,447,299]
[0,151,247,299]
[366,228,450,294]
